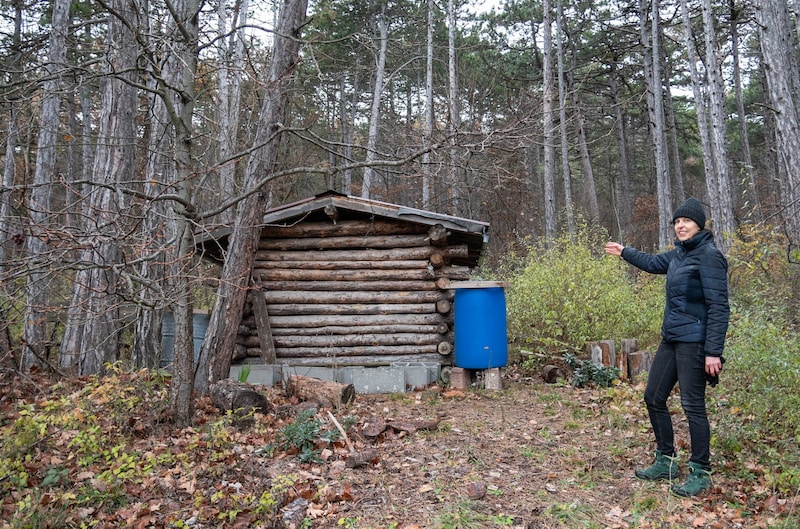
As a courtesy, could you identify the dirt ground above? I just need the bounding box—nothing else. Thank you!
[1,366,794,529]
[257,366,791,529]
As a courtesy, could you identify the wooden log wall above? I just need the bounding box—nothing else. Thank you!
[236,218,475,367]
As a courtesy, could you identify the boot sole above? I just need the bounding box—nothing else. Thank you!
[670,485,709,497]
[634,470,679,481]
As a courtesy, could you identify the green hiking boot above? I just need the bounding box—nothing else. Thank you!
[670,462,712,497]
[634,450,679,481]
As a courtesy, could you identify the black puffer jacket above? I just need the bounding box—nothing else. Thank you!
[620,230,729,356]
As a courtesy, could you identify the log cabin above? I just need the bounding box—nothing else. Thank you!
[196,191,490,371]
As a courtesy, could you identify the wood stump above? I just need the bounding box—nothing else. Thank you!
[210,379,271,419]
[617,339,637,380]
[287,374,355,409]
[542,364,566,384]
[628,350,653,380]
[588,340,616,367]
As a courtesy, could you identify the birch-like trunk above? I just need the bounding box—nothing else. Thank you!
[542,0,557,243]
[215,0,249,222]
[447,0,462,215]
[422,0,434,210]
[556,0,574,233]
[361,6,388,199]
[640,0,672,249]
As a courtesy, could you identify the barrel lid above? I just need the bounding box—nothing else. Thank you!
[448,280,509,289]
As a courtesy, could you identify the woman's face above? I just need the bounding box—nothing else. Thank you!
[674,217,701,241]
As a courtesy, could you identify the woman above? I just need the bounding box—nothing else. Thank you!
[605,197,729,497]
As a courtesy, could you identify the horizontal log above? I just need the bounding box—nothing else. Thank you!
[258,280,439,292]
[240,332,443,349]
[253,268,434,282]
[439,266,472,280]
[261,302,438,316]
[245,352,449,367]
[247,313,450,328]
[254,259,430,270]
[256,290,448,305]
[287,375,355,409]
[261,219,425,238]
[254,245,469,262]
[257,234,430,251]
[272,344,446,357]
[264,323,449,336]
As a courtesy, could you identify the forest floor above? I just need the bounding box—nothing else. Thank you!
[1,366,796,529]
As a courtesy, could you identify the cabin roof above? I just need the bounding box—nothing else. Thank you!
[196,191,490,267]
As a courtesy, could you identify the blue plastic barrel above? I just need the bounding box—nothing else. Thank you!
[452,281,509,369]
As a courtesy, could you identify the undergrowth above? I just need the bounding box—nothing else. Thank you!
[499,223,663,363]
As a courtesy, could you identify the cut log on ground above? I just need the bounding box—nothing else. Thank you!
[210,379,272,416]
[287,374,355,409]
[542,364,566,383]
[345,448,379,468]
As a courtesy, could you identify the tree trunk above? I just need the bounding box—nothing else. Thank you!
[730,0,758,220]
[542,0,557,244]
[556,0,575,234]
[640,0,672,249]
[608,64,632,239]
[662,56,685,204]
[447,0,462,216]
[422,0,435,209]
[60,0,137,374]
[132,9,178,370]
[215,0,249,223]
[0,0,23,369]
[567,52,599,221]
[23,0,71,370]
[700,0,735,250]
[150,0,205,426]
[361,5,388,199]
[200,0,310,394]
[757,0,800,242]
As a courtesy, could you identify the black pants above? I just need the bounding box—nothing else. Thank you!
[643,340,711,468]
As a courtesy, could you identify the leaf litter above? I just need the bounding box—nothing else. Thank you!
[0,366,795,528]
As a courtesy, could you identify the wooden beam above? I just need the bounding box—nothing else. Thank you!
[250,281,276,363]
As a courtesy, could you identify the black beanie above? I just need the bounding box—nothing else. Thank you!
[672,197,706,229]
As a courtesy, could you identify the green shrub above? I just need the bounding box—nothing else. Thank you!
[563,352,620,388]
[261,409,341,464]
[727,225,800,323]
[716,306,800,493]
[499,224,663,359]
